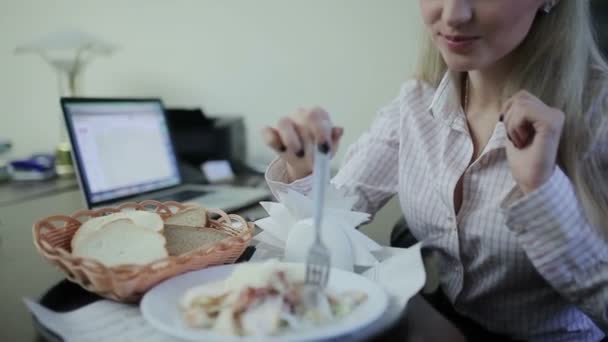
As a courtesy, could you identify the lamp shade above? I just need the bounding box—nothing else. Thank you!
[15,29,116,97]
[15,29,115,55]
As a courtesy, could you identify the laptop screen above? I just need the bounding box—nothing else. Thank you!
[62,99,181,206]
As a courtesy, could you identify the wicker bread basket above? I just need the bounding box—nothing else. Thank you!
[33,200,253,302]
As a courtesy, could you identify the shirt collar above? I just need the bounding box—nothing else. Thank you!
[428,72,508,150]
[487,122,508,151]
[428,72,464,125]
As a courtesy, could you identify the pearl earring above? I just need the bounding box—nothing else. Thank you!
[543,0,558,13]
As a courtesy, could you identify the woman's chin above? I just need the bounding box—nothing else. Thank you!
[440,52,481,72]
[443,59,476,72]
[441,52,504,74]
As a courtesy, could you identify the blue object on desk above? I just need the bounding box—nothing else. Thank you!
[9,154,56,180]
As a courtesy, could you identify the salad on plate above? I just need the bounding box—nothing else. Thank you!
[179,260,367,337]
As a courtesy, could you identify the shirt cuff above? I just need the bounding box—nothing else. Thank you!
[501,167,573,234]
[265,158,313,199]
[501,167,608,286]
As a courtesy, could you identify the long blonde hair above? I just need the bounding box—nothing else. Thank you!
[416,0,608,233]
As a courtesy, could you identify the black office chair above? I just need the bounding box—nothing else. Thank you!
[390,218,529,341]
[389,216,418,248]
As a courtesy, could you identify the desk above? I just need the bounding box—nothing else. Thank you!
[0,183,465,341]
[0,189,80,341]
[0,181,268,341]
[0,177,79,208]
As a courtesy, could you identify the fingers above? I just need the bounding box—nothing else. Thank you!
[261,127,285,153]
[264,107,343,159]
[502,91,541,149]
[302,107,333,148]
[330,126,344,157]
[331,126,344,144]
[503,104,532,149]
[277,117,305,157]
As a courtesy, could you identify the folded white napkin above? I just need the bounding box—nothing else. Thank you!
[355,243,427,340]
[364,243,426,307]
[255,185,382,271]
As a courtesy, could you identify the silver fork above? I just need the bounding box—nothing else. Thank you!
[305,143,332,296]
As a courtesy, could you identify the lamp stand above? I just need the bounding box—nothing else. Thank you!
[15,31,116,177]
[53,65,82,177]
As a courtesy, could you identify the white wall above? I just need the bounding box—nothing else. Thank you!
[1,0,422,160]
[0,0,423,243]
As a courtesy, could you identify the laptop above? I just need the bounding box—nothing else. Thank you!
[61,98,271,211]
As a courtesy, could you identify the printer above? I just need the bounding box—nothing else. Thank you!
[165,108,248,174]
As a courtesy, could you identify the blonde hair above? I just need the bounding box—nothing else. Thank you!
[416,0,608,233]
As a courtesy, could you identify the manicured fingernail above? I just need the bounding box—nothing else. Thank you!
[318,142,330,154]
[296,150,305,158]
[499,114,504,122]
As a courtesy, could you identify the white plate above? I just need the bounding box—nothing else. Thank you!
[141,263,389,342]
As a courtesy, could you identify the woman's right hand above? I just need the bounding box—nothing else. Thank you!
[262,107,344,182]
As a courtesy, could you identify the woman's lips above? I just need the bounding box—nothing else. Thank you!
[440,33,480,53]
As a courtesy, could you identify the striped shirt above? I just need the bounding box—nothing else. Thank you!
[266,73,608,341]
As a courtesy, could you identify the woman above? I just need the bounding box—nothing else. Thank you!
[262,0,608,341]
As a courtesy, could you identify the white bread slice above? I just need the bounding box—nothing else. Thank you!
[72,218,168,267]
[71,211,163,251]
[163,207,225,256]
[164,226,229,256]
[164,207,208,229]
[123,210,164,232]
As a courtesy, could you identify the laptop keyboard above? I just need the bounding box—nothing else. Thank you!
[153,190,210,203]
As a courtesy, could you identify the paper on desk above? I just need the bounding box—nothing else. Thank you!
[23,298,182,342]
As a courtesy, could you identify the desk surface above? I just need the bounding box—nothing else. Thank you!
[0,181,464,341]
[0,183,268,341]
[0,177,79,208]
[0,190,80,341]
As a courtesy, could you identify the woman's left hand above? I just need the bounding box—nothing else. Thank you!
[502,90,565,194]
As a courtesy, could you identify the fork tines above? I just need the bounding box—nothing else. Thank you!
[306,250,330,288]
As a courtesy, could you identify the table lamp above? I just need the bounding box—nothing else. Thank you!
[15,30,116,176]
